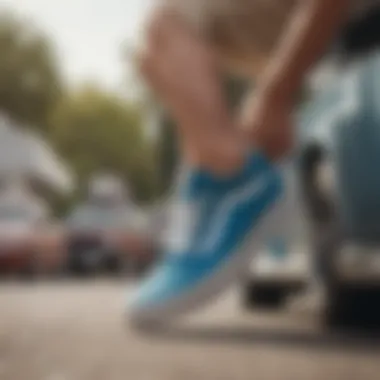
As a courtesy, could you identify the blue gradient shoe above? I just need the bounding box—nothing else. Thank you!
[128,151,288,325]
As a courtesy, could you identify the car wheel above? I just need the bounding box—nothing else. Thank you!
[300,145,380,330]
[325,281,380,330]
[299,142,336,227]
[125,256,139,277]
[19,253,39,281]
[68,253,90,277]
[104,253,121,274]
[305,213,379,330]
[323,248,380,330]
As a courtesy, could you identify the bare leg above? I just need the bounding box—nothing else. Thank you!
[141,11,248,174]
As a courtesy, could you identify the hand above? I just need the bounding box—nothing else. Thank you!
[240,88,294,160]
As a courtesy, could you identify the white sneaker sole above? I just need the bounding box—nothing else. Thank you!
[128,190,292,328]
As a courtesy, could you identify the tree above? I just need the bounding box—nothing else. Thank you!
[50,84,159,204]
[0,11,63,132]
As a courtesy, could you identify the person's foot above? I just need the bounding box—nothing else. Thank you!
[127,151,289,326]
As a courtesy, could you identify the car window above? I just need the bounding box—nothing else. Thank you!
[67,204,132,229]
[0,204,37,222]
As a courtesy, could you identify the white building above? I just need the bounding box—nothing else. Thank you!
[0,114,73,195]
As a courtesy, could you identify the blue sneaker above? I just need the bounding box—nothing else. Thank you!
[128,151,289,325]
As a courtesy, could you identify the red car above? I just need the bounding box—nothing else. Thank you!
[0,196,66,277]
[65,201,157,276]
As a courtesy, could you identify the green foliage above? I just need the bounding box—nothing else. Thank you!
[0,11,160,213]
[0,11,63,132]
[50,84,159,204]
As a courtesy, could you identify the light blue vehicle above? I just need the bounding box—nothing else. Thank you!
[243,56,380,326]
[296,55,380,327]
[130,59,380,326]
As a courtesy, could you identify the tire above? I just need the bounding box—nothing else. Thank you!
[299,143,336,226]
[19,253,38,281]
[300,124,380,331]
[125,257,139,277]
[68,253,90,277]
[325,282,380,330]
[104,253,121,274]
[306,209,380,330]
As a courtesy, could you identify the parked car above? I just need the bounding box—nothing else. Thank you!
[298,59,380,328]
[0,190,65,278]
[300,140,380,328]
[65,201,156,276]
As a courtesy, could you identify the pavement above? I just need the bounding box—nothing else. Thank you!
[1,279,380,380]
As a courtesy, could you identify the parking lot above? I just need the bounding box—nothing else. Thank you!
[1,280,380,380]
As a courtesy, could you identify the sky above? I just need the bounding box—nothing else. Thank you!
[0,0,153,91]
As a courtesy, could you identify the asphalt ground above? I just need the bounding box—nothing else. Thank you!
[1,280,379,380]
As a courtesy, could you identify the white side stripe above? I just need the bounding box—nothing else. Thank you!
[199,174,272,253]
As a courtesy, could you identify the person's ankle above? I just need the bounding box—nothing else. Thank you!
[183,136,248,176]
[243,129,292,162]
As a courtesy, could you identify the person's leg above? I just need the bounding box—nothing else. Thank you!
[128,0,347,324]
[129,13,290,325]
[140,11,247,175]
